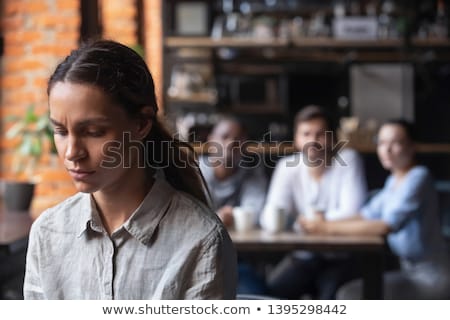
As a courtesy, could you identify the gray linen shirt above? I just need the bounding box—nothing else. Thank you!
[24,178,237,299]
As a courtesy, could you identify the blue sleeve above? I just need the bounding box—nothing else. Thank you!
[361,189,385,220]
[383,168,431,232]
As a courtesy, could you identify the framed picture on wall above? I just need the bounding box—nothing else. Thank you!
[175,2,209,36]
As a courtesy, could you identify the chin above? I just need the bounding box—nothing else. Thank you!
[380,161,393,170]
[306,152,324,162]
[73,181,99,194]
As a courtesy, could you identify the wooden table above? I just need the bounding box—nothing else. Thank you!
[0,207,33,255]
[230,229,385,299]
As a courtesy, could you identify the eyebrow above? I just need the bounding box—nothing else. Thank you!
[49,117,111,127]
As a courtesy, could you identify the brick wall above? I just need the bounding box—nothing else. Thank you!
[1,0,162,218]
[100,0,138,45]
[143,0,163,110]
[0,0,80,217]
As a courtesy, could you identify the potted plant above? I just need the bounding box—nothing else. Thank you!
[3,105,56,211]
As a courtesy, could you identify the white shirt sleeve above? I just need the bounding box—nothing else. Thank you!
[324,149,368,220]
[23,220,45,299]
[260,155,297,231]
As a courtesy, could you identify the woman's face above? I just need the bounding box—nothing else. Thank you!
[49,82,145,194]
[294,118,329,163]
[377,124,414,172]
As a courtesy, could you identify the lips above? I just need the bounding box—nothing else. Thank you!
[68,169,95,180]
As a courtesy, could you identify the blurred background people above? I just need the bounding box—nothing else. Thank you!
[200,116,267,228]
[302,119,450,299]
[199,116,268,295]
[261,105,368,299]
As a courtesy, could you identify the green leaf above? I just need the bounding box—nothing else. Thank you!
[19,134,33,156]
[36,114,50,131]
[6,122,26,139]
[25,105,38,124]
[31,137,42,157]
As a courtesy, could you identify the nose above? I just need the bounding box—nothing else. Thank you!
[308,133,323,146]
[65,135,87,162]
[385,143,393,153]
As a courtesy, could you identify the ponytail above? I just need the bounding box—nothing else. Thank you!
[147,120,210,206]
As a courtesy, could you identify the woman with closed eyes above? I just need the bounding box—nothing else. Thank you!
[23,40,237,300]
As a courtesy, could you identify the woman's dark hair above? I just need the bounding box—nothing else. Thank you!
[294,105,335,134]
[48,40,209,205]
[382,119,417,142]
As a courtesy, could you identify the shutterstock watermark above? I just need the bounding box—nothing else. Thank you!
[100,131,349,170]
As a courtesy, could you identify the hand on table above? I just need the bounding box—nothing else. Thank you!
[297,211,327,234]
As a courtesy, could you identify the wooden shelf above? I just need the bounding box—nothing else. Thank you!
[167,92,217,105]
[165,37,289,48]
[411,38,450,47]
[166,36,408,49]
[166,36,450,50]
[291,37,403,48]
[193,142,450,155]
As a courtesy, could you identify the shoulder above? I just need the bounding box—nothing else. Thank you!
[198,155,210,171]
[274,153,302,171]
[167,190,229,245]
[198,156,214,180]
[406,166,434,186]
[409,165,431,179]
[335,148,363,164]
[30,193,86,236]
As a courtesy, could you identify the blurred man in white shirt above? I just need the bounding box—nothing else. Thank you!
[261,105,367,299]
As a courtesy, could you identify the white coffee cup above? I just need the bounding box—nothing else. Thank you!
[303,205,318,221]
[264,206,286,234]
[232,207,254,233]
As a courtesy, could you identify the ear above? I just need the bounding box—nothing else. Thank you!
[136,106,155,139]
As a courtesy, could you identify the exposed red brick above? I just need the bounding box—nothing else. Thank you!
[56,0,79,11]
[1,16,24,30]
[4,31,43,45]
[5,59,46,73]
[3,45,25,56]
[32,44,74,56]
[0,75,26,89]
[1,0,81,210]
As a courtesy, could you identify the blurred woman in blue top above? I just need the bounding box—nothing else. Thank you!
[301,119,450,299]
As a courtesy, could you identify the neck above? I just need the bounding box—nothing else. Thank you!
[307,153,330,181]
[93,168,154,234]
[308,165,326,181]
[392,162,416,180]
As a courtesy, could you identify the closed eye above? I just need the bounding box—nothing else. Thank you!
[53,128,68,136]
[85,129,106,137]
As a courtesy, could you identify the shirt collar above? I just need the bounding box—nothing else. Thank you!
[122,178,175,245]
[76,178,176,245]
[77,193,105,237]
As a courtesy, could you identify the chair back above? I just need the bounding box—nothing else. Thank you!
[435,181,450,240]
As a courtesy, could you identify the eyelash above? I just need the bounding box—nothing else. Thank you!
[52,129,106,137]
[53,129,67,136]
[86,130,105,137]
